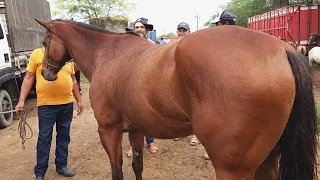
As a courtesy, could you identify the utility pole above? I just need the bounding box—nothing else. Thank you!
[195,14,200,31]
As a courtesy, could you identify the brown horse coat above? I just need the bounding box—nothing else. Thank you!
[35,19,317,180]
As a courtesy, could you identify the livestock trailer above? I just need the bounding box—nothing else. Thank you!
[247,4,320,49]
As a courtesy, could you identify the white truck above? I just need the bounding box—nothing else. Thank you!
[0,0,51,128]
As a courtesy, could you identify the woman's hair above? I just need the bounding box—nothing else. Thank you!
[220,19,236,25]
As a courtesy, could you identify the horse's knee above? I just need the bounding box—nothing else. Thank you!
[132,151,143,172]
[131,133,144,179]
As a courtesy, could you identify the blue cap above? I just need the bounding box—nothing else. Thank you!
[177,22,190,30]
[211,10,235,23]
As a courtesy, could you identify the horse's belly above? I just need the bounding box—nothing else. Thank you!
[124,116,193,139]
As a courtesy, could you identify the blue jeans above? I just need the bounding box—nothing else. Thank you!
[34,103,73,176]
[128,133,154,144]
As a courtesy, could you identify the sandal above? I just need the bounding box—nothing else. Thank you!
[147,143,158,154]
[126,146,133,158]
[189,135,199,146]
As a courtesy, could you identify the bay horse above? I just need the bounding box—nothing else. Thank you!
[34,19,318,180]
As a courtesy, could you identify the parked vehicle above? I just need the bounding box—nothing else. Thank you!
[0,0,51,128]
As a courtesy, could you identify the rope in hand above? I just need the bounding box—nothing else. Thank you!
[0,109,33,149]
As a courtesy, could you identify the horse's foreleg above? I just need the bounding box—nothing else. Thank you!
[130,132,144,180]
[98,124,123,180]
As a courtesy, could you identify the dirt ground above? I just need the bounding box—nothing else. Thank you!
[1,69,320,180]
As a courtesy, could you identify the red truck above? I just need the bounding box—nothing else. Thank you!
[247,4,320,53]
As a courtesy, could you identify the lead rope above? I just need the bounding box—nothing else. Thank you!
[0,109,33,149]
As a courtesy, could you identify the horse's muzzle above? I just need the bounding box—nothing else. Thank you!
[41,69,57,81]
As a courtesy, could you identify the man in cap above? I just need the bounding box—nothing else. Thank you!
[211,9,236,26]
[202,9,236,161]
[159,37,166,44]
[133,17,154,40]
[126,17,158,158]
[176,22,191,38]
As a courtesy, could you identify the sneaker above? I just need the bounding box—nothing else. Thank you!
[56,167,75,177]
[35,176,44,180]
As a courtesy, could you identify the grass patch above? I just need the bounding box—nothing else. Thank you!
[80,72,89,83]
[317,107,320,132]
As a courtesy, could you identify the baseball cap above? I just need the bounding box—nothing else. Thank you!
[211,10,235,23]
[177,22,190,30]
[134,17,154,31]
[126,22,134,31]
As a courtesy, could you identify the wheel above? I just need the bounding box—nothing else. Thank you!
[0,90,13,128]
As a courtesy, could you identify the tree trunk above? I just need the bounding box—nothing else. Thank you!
[280,0,289,7]
[273,0,289,8]
[273,0,280,8]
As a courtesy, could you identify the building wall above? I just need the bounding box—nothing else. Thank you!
[89,17,128,33]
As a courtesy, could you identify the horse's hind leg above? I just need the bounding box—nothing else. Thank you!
[196,118,285,180]
[254,148,280,180]
[130,132,145,180]
[98,122,123,180]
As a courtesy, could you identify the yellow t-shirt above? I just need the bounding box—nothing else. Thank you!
[26,48,75,106]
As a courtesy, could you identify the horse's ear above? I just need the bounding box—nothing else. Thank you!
[34,18,50,31]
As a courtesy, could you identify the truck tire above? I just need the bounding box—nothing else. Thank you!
[0,90,13,128]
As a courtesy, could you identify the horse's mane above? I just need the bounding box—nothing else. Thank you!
[53,19,139,37]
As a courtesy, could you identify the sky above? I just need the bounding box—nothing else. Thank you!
[47,0,230,35]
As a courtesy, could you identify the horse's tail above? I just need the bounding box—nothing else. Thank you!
[279,49,318,180]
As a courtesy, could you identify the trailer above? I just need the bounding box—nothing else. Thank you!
[247,4,320,52]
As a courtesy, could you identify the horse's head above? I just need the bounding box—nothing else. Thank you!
[34,19,71,81]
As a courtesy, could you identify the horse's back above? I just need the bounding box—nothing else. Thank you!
[175,25,295,104]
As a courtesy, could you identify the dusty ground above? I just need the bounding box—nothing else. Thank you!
[2,69,320,180]
[0,83,213,180]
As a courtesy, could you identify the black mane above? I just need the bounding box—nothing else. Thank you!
[53,19,139,37]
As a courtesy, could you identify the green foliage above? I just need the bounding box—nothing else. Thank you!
[53,0,135,21]
[317,106,320,133]
[89,16,128,28]
[80,72,89,83]
[159,32,177,40]
[227,0,272,27]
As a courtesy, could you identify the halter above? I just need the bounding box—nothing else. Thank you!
[45,25,73,69]
[45,26,63,69]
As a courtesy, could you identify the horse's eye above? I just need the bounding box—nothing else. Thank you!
[42,42,46,47]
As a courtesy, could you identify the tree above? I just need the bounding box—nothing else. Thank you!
[53,0,135,21]
[159,32,177,40]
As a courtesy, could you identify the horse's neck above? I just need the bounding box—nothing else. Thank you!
[58,27,128,81]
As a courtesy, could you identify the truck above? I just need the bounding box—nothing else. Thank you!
[247,4,320,53]
[0,0,51,128]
